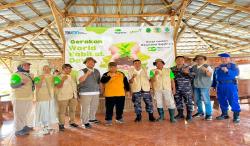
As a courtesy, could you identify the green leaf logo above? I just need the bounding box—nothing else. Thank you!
[146,28,151,33]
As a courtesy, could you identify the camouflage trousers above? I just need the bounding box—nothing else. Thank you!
[174,89,193,111]
[132,91,154,115]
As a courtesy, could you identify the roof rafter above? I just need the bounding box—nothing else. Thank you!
[0,0,32,10]
[207,0,250,13]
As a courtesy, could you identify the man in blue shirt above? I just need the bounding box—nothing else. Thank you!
[211,53,240,123]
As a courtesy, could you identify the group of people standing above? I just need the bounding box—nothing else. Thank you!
[10,53,241,137]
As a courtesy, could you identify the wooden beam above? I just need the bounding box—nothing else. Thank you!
[0,13,52,32]
[185,2,209,22]
[47,0,65,45]
[116,0,122,26]
[47,27,60,39]
[190,26,250,43]
[45,32,62,54]
[83,17,96,27]
[0,0,32,10]
[0,29,41,43]
[139,17,154,26]
[185,13,250,33]
[0,43,27,51]
[9,21,55,54]
[207,0,250,13]
[184,24,214,50]
[224,44,250,53]
[176,25,186,42]
[67,13,170,18]
[74,3,164,7]
[0,57,12,73]
[29,43,43,56]
[173,0,189,41]
[64,0,76,12]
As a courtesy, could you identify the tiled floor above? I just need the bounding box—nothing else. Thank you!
[1,105,250,146]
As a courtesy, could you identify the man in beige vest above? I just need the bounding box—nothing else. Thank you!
[128,59,156,122]
[150,59,176,123]
[11,61,34,136]
[55,64,78,131]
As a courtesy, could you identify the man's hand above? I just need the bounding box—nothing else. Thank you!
[85,70,93,76]
[201,66,208,73]
[126,92,131,97]
[62,75,68,81]
[183,67,190,74]
[221,67,228,73]
[155,70,159,76]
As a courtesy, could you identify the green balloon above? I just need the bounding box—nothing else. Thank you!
[11,73,22,86]
[149,70,155,78]
[170,70,175,79]
[33,77,41,84]
[54,76,62,85]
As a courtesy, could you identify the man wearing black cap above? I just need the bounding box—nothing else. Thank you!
[211,53,241,123]
[55,64,79,131]
[100,62,130,126]
[78,57,101,129]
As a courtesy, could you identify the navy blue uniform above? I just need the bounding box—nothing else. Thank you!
[171,65,193,111]
[212,63,241,113]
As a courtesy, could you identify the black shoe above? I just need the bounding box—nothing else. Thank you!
[205,115,213,121]
[83,123,92,129]
[134,114,142,122]
[216,114,229,120]
[59,124,65,131]
[89,119,100,124]
[233,112,240,123]
[174,109,184,120]
[148,113,156,122]
[70,123,79,128]
[23,126,34,132]
[192,112,204,118]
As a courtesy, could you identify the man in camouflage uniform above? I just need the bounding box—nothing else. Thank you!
[171,56,193,122]
[128,59,156,122]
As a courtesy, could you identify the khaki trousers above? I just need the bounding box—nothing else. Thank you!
[57,98,77,125]
[80,95,99,124]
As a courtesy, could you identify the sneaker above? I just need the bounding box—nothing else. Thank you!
[42,127,50,135]
[59,124,65,131]
[192,112,204,118]
[89,119,100,124]
[115,119,124,124]
[70,123,79,128]
[83,123,92,129]
[205,115,213,121]
[216,114,229,120]
[105,120,112,126]
[23,126,34,132]
[15,129,29,136]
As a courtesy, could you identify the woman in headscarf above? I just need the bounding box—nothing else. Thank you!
[11,61,34,136]
[35,65,58,135]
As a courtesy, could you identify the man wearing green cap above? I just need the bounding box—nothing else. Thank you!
[150,59,176,123]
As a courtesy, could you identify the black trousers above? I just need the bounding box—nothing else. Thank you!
[105,96,125,121]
